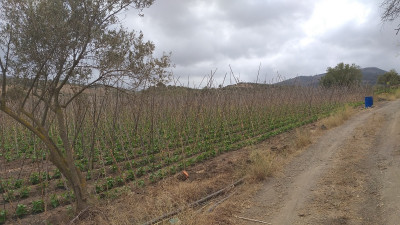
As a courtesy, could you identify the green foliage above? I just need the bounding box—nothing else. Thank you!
[116,176,124,186]
[56,179,66,190]
[50,194,60,208]
[95,184,104,193]
[4,190,15,202]
[19,186,30,199]
[86,171,92,180]
[126,170,135,181]
[106,177,115,189]
[137,180,145,187]
[29,172,40,185]
[110,165,118,173]
[15,204,27,218]
[52,169,61,179]
[61,191,75,203]
[0,180,9,193]
[136,167,145,177]
[377,69,400,86]
[0,209,6,224]
[13,179,23,189]
[31,199,44,214]
[320,63,362,87]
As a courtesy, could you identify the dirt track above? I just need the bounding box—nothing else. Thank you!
[239,99,400,225]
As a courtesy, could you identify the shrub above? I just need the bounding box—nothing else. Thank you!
[56,179,66,190]
[52,169,61,179]
[29,172,40,185]
[0,180,9,193]
[32,200,45,214]
[126,170,135,181]
[106,177,115,189]
[110,165,118,173]
[14,179,23,189]
[116,176,124,186]
[50,194,60,208]
[86,171,92,180]
[42,172,50,181]
[15,204,27,218]
[61,191,75,203]
[0,209,6,224]
[137,180,145,187]
[95,184,104,193]
[4,190,15,203]
[19,186,30,199]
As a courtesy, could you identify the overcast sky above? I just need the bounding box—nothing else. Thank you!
[124,0,400,87]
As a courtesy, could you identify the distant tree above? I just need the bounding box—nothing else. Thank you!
[377,69,400,86]
[320,63,362,88]
[0,0,172,213]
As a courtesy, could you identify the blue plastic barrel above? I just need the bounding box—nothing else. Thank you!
[365,96,373,108]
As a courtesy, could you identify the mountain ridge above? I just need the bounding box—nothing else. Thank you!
[277,67,387,86]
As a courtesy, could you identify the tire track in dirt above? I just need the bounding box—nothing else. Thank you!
[239,99,400,225]
[376,100,400,225]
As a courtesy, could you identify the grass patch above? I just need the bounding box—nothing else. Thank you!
[323,105,355,129]
[375,87,400,101]
[295,128,312,148]
[376,88,400,101]
[248,150,276,182]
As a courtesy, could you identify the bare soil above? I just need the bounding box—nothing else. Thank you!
[236,99,400,225]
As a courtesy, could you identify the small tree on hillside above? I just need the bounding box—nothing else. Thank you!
[320,62,362,88]
[377,69,400,86]
[0,0,172,212]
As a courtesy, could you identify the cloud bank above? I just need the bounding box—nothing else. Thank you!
[123,0,400,87]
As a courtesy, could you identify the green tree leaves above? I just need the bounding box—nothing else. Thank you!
[320,63,362,88]
[377,69,400,87]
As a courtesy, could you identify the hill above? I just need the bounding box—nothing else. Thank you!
[277,67,387,86]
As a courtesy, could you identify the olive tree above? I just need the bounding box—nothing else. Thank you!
[320,62,362,88]
[377,69,400,86]
[0,0,171,212]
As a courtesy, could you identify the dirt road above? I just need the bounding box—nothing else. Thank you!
[239,99,400,225]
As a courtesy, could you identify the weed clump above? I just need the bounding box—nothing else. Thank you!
[295,128,312,148]
[248,151,275,181]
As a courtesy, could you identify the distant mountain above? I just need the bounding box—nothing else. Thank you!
[277,67,387,86]
[361,67,387,85]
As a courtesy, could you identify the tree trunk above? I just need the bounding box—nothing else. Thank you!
[1,104,90,212]
[54,104,91,212]
[48,150,90,212]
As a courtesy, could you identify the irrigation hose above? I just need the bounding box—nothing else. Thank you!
[142,178,244,225]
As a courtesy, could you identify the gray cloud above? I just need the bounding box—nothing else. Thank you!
[123,0,400,86]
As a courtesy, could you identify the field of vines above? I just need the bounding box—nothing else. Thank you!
[0,84,369,223]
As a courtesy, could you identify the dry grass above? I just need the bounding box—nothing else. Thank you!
[323,105,355,129]
[295,128,312,148]
[247,150,276,182]
[102,180,217,224]
[376,88,400,101]
[377,92,397,101]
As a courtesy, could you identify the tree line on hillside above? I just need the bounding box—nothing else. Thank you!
[320,62,400,88]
